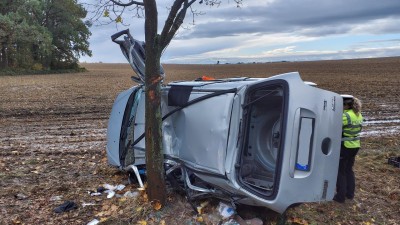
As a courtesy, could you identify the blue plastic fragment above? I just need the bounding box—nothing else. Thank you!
[295,163,309,171]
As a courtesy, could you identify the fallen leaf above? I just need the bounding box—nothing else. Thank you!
[196,216,204,222]
[289,217,309,225]
[110,204,118,212]
[12,219,21,224]
[96,211,105,217]
[197,200,209,214]
[153,201,162,211]
[137,220,147,225]
[102,204,110,211]
[143,193,148,202]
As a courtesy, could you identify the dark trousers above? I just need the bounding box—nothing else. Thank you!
[336,145,359,201]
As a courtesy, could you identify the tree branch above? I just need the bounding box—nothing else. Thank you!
[159,0,184,46]
[110,0,144,6]
[160,0,196,50]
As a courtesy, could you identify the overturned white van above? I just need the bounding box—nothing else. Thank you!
[106,30,343,214]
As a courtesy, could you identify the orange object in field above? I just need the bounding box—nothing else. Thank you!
[202,75,215,81]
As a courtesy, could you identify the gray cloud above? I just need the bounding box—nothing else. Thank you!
[180,0,400,38]
[81,0,400,63]
[164,45,400,64]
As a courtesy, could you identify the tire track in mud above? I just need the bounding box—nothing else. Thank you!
[2,110,399,157]
[361,118,400,137]
[0,112,109,156]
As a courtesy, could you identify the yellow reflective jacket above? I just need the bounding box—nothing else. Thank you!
[342,109,363,148]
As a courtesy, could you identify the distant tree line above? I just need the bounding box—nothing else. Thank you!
[0,0,91,71]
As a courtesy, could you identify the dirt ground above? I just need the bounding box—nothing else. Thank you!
[0,57,399,225]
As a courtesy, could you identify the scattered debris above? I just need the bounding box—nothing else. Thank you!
[82,202,97,208]
[87,219,100,225]
[14,193,28,200]
[50,195,63,201]
[115,184,126,191]
[220,215,263,225]
[90,192,102,196]
[103,183,125,191]
[221,219,240,225]
[105,190,115,199]
[103,183,115,190]
[126,165,145,188]
[218,202,235,219]
[388,156,400,168]
[54,201,78,213]
[123,191,139,198]
[88,184,128,198]
[97,186,106,193]
[197,200,210,214]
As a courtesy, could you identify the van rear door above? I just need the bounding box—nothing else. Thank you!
[238,72,342,213]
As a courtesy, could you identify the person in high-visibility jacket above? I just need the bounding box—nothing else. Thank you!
[334,95,363,203]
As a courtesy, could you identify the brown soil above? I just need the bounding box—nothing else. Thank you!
[0,57,399,225]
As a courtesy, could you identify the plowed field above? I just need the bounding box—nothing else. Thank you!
[0,57,399,224]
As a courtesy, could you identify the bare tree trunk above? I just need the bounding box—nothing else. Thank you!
[143,0,166,205]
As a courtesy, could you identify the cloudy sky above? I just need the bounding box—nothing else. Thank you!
[80,0,400,64]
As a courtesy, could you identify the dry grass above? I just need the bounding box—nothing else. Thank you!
[0,57,399,224]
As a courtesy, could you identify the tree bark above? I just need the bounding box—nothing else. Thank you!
[143,0,166,205]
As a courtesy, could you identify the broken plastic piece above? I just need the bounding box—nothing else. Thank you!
[90,192,102,196]
[102,183,126,192]
[218,202,235,219]
[115,184,125,191]
[54,201,78,213]
[124,191,139,198]
[14,193,28,200]
[221,219,240,225]
[87,219,100,225]
[105,190,115,198]
[103,183,116,191]
[50,195,62,201]
[126,165,144,188]
[82,202,97,207]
